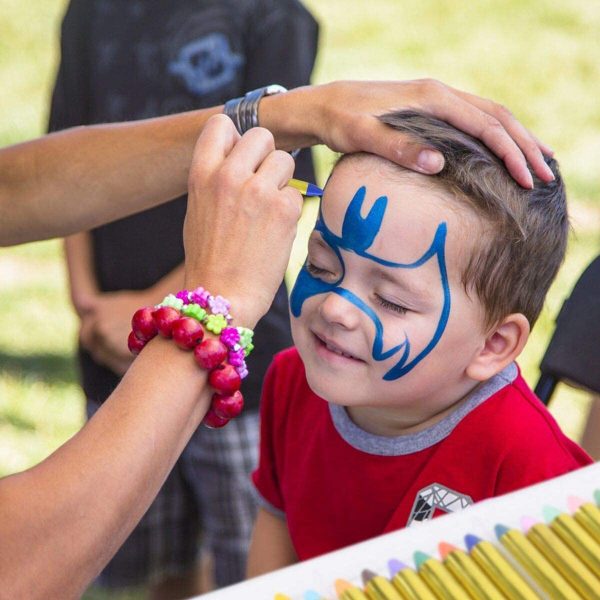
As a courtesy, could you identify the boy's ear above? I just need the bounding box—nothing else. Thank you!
[466,313,530,381]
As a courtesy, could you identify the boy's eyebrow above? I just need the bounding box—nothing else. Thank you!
[375,267,429,299]
[308,232,332,250]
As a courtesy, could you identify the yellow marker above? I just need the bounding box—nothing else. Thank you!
[391,567,437,600]
[574,503,600,544]
[274,595,292,600]
[466,535,539,600]
[495,524,582,599]
[361,569,404,600]
[526,522,600,598]
[335,579,370,600]
[549,512,600,576]
[439,542,505,600]
[340,590,371,600]
[288,178,323,197]
[413,551,466,599]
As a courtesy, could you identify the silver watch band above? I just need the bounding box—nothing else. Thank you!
[223,84,288,135]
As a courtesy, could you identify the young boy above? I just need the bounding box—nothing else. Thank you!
[247,111,592,575]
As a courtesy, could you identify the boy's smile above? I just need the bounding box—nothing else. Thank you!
[290,156,489,435]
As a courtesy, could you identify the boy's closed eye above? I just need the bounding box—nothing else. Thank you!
[374,294,409,315]
[306,260,337,280]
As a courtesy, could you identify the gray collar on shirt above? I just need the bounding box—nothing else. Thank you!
[329,363,518,456]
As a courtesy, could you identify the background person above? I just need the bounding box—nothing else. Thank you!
[48,0,319,593]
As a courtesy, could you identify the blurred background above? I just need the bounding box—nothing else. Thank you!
[0,0,598,595]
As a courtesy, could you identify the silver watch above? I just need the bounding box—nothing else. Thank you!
[223,84,287,135]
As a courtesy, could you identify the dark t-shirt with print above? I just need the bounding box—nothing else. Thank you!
[48,0,319,409]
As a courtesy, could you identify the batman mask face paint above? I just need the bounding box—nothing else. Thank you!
[291,185,450,381]
[289,156,488,415]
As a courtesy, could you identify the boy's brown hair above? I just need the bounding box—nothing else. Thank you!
[378,110,567,328]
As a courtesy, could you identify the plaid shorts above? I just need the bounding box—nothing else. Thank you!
[87,399,260,589]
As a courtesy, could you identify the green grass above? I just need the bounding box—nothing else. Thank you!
[0,0,599,596]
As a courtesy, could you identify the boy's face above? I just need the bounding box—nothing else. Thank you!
[290,157,489,423]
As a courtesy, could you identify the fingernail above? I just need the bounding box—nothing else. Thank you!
[544,163,555,180]
[524,171,534,189]
[417,149,444,173]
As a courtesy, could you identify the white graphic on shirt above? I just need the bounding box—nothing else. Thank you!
[407,483,473,525]
[168,33,243,96]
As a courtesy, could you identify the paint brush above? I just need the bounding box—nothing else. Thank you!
[288,178,323,197]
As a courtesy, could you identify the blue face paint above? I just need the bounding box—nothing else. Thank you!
[290,186,451,381]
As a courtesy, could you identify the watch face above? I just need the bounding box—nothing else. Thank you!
[264,84,287,96]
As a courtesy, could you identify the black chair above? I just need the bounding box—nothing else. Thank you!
[534,254,600,405]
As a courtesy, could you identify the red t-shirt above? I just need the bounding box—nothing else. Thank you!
[252,347,591,561]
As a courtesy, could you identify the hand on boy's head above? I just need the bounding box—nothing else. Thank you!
[314,80,553,189]
[184,115,302,328]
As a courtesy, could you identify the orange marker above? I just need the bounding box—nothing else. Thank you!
[335,579,369,600]
[438,541,504,600]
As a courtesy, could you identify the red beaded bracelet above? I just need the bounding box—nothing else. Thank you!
[127,288,254,429]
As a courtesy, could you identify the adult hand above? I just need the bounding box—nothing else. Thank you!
[184,115,302,328]
[262,79,554,189]
[80,291,143,376]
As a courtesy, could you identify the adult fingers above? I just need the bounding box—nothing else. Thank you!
[189,114,240,184]
[448,86,555,182]
[312,80,553,189]
[255,149,296,190]
[224,127,277,176]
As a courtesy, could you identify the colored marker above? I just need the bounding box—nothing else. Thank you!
[304,591,324,600]
[594,489,600,506]
[335,579,369,600]
[544,506,600,575]
[361,569,404,600]
[413,550,465,599]
[465,534,539,600]
[526,521,600,598]
[274,594,292,600]
[519,515,538,533]
[574,503,600,544]
[495,524,582,599]
[288,178,323,197]
[390,565,437,600]
[438,541,504,600]
[387,559,407,578]
[567,495,587,513]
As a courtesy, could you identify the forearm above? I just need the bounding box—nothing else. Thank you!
[64,233,99,314]
[247,508,298,578]
[0,107,221,247]
[0,338,210,599]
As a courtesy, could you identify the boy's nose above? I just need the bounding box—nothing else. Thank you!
[318,292,360,330]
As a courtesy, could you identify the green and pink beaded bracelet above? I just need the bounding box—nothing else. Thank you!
[127,287,254,429]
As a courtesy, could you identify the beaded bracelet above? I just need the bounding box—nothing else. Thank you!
[127,287,254,429]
